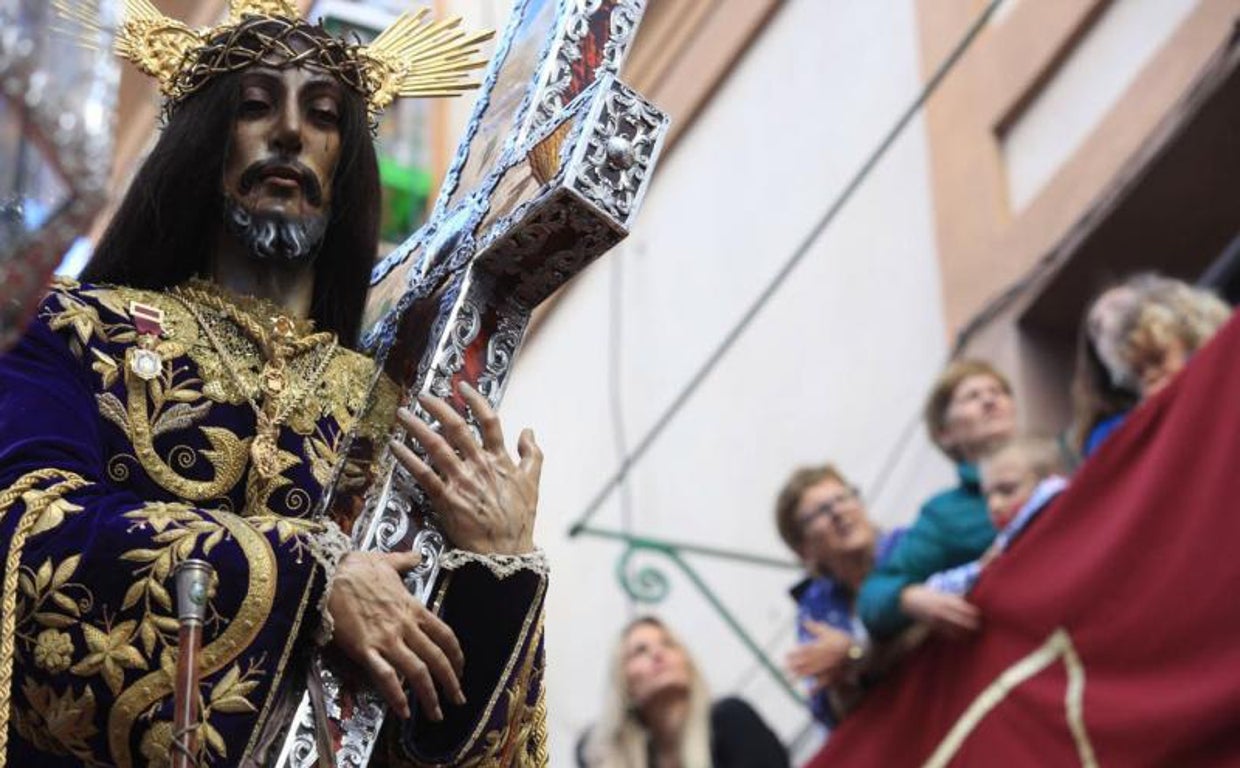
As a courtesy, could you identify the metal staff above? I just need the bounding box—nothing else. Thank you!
[172,559,214,768]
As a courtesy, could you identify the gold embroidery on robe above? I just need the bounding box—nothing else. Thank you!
[109,507,278,768]
[0,470,92,766]
[42,282,380,513]
[12,681,99,764]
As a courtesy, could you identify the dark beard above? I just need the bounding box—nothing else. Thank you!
[223,194,328,264]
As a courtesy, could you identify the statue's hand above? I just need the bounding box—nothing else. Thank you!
[393,382,542,556]
[327,550,465,720]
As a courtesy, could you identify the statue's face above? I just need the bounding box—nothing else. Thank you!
[221,65,343,261]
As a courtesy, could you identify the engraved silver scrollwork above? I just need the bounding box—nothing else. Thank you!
[429,297,482,397]
[273,1,667,764]
[272,697,320,768]
[476,311,527,400]
[531,0,647,131]
[570,78,669,226]
[334,684,385,768]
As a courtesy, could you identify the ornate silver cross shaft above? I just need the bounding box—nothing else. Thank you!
[270,1,668,765]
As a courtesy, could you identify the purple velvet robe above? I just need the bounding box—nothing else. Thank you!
[0,279,547,766]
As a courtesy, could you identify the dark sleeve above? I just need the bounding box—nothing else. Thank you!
[389,553,549,766]
[711,697,789,768]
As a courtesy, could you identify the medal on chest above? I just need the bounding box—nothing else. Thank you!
[128,301,168,381]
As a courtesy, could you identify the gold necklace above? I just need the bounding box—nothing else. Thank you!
[169,285,339,480]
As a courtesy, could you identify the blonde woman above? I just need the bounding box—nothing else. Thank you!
[580,617,788,768]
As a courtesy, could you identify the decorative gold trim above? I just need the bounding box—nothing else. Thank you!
[0,470,90,768]
[439,548,548,579]
[923,627,1098,768]
[124,364,251,501]
[109,508,277,768]
[243,551,319,757]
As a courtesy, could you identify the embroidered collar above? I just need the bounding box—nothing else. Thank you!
[177,278,317,339]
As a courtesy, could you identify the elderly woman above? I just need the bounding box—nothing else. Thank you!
[1072,274,1232,457]
[775,463,905,727]
[580,617,788,768]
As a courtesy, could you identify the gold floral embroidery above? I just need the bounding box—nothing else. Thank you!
[42,293,107,350]
[15,553,93,660]
[247,515,325,560]
[208,661,262,716]
[57,284,381,516]
[21,490,85,538]
[0,470,91,764]
[13,680,99,764]
[156,281,374,430]
[40,283,143,359]
[70,620,146,696]
[140,660,265,765]
[304,424,342,490]
[90,348,120,390]
[243,445,304,517]
[70,284,379,510]
[32,630,74,674]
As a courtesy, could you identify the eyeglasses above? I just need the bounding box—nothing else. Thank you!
[796,486,860,530]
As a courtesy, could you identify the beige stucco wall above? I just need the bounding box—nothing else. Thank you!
[469,0,955,762]
[918,0,1239,427]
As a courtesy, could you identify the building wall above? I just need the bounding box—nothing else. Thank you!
[475,0,954,762]
[919,0,1239,431]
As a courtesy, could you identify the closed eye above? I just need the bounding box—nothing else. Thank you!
[239,99,271,117]
[311,107,340,126]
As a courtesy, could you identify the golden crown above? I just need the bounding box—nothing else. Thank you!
[53,0,493,117]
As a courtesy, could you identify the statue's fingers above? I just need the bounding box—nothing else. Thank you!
[517,428,543,485]
[458,382,506,455]
[365,649,411,719]
[418,607,465,678]
[391,440,449,500]
[397,409,466,480]
[380,550,423,575]
[384,643,442,722]
[404,619,465,707]
[416,395,484,464]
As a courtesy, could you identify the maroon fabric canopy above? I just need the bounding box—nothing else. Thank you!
[810,312,1240,767]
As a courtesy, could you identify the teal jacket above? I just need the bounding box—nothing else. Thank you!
[857,463,996,639]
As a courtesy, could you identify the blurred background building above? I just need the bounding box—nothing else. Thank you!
[53,0,1240,763]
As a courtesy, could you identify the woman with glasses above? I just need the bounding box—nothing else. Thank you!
[775,464,905,727]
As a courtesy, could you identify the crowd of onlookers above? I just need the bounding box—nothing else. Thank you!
[574,272,1234,767]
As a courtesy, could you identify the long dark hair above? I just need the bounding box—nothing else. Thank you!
[82,67,379,348]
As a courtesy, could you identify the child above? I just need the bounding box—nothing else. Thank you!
[925,437,1068,596]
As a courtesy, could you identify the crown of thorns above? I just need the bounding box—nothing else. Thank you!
[54,0,493,119]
